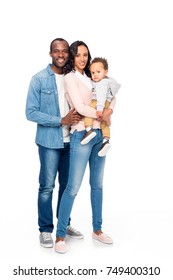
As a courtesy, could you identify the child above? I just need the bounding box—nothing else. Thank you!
[80,57,121,156]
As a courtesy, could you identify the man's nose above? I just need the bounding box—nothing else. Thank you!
[58,51,64,56]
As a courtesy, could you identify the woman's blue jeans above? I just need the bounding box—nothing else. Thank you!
[56,129,106,237]
[38,143,70,233]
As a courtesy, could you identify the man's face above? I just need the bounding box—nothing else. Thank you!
[50,40,69,70]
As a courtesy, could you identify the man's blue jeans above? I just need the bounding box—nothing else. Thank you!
[38,143,70,233]
[56,129,106,237]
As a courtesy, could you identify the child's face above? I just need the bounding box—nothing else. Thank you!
[90,62,108,82]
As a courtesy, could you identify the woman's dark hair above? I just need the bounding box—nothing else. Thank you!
[64,40,92,77]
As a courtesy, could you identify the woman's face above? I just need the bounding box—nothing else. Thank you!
[74,45,89,74]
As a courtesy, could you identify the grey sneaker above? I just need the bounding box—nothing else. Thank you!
[39,232,53,248]
[66,226,84,239]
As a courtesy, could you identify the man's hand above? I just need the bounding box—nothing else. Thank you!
[61,108,82,125]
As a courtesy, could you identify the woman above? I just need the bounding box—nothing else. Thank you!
[55,41,115,253]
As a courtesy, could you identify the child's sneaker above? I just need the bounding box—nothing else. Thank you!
[80,129,96,145]
[98,140,111,157]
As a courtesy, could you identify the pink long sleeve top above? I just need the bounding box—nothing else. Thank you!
[64,71,115,133]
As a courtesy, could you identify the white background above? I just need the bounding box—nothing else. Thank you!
[1,0,173,279]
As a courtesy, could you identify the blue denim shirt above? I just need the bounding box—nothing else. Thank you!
[25,64,65,149]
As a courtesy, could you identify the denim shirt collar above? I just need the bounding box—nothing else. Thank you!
[46,64,55,76]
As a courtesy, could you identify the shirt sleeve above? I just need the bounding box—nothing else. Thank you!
[25,76,62,127]
[107,77,121,111]
[108,77,121,96]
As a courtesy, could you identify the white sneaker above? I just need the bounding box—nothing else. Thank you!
[92,232,113,244]
[80,129,96,145]
[98,141,111,157]
[55,240,67,254]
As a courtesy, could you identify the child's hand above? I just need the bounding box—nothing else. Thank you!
[106,119,111,126]
[96,111,103,117]
[102,108,113,122]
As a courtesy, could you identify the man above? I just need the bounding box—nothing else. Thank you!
[26,38,83,248]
